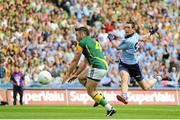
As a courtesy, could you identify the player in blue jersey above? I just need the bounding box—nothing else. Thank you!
[109,21,161,104]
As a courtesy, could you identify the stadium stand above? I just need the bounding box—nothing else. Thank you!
[0,0,179,89]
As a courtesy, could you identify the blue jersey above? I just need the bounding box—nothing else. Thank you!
[119,32,142,65]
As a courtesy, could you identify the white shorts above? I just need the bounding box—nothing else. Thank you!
[87,68,107,81]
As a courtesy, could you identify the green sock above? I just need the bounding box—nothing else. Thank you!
[99,98,108,107]
[93,93,107,106]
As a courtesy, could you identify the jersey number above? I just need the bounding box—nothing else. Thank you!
[134,42,138,50]
[95,41,102,52]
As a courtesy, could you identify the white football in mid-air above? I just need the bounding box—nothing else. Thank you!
[38,71,53,85]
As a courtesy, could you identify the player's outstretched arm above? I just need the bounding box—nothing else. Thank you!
[68,59,88,83]
[62,51,81,84]
[141,27,159,41]
[74,59,88,77]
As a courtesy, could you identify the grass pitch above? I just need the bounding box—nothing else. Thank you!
[0,105,180,119]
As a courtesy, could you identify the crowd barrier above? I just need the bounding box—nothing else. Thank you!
[0,89,180,105]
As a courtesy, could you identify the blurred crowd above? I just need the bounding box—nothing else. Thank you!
[0,0,179,88]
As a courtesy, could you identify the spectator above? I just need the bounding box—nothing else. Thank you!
[10,65,25,105]
[0,54,7,84]
[162,44,170,63]
[0,0,178,89]
[169,67,179,87]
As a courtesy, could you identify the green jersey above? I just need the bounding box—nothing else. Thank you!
[76,36,108,70]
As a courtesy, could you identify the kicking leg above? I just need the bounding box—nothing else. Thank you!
[77,68,101,107]
[86,78,116,116]
[116,70,129,104]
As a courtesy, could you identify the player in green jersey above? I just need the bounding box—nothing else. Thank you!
[63,27,116,116]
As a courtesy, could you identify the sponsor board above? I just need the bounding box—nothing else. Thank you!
[126,90,178,105]
[7,89,67,105]
[68,89,178,105]
[5,89,180,105]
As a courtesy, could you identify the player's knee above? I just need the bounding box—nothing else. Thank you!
[121,78,129,83]
[86,88,92,95]
[86,87,94,96]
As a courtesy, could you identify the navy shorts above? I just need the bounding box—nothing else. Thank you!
[119,61,144,82]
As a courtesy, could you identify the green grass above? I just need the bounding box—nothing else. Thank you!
[0,105,180,119]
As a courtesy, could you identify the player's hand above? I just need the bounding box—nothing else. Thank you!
[107,34,116,41]
[67,74,77,83]
[62,75,68,84]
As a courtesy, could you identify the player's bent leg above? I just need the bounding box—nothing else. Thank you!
[138,76,162,90]
[86,78,102,102]
[116,70,129,104]
[77,68,100,107]
[78,77,100,107]
[138,79,154,90]
[86,78,116,116]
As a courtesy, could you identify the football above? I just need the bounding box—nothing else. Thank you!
[38,70,53,85]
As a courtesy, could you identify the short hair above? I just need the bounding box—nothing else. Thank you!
[75,27,89,35]
[126,21,136,29]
